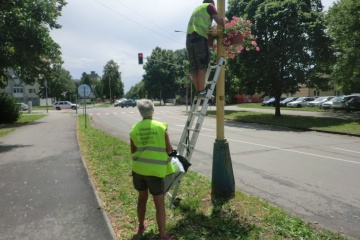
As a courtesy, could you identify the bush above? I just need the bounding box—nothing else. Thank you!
[0,92,20,124]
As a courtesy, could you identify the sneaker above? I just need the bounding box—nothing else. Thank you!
[197,90,207,97]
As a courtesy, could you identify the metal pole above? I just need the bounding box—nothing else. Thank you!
[84,86,87,128]
[212,0,235,201]
[45,80,48,113]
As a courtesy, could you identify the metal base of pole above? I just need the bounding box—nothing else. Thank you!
[211,139,235,201]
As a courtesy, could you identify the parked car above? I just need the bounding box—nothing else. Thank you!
[17,103,28,111]
[332,95,360,110]
[320,97,341,109]
[307,96,335,107]
[344,96,360,112]
[114,98,127,107]
[280,97,298,107]
[286,97,315,108]
[53,101,78,110]
[120,99,137,108]
[261,97,286,106]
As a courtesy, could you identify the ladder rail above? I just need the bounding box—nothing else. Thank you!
[168,57,224,207]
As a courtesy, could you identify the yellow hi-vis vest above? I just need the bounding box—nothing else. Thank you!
[130,119,175,178]
[187,3,212,39]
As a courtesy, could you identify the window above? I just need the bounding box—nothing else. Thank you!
[29,89,36,93]
[13,88,23,93]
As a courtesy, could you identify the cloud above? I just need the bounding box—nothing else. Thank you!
[51,0,334,92]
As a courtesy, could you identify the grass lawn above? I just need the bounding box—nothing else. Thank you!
[207,110,360,136]
[77,114,347,240]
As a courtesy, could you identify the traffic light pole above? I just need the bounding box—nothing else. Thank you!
[212,0,235,201]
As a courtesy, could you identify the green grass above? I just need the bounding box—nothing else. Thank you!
[0,114,46,137]
[207,110,360,136]
[77,114,348,240]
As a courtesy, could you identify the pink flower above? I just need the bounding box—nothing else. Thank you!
[256,47,260,51]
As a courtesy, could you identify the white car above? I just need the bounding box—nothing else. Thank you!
[286,97,315,108]
[307,96,335,107]
[320,97,341,109]
[53,101,78,110]
[17,103,28,111]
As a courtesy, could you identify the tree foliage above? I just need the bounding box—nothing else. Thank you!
[37,67,74,101]
[101,60,124,101]
[142,47,188,103]
[226,0,334,116]
[0,0,67,88]
[326,0,360,94]
[0,92,20,124]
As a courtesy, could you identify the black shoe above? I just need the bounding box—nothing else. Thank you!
[196,90,207,97]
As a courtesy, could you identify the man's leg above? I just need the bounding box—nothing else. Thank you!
[153,194,167,237]
[196,68,206,92]
[137,190,148,229]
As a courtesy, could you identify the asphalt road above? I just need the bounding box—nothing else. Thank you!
[87,105,360,239]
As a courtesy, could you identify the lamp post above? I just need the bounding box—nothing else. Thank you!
[45,80,48,113]
[91,85,96,107]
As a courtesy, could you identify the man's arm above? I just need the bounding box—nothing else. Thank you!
[212,13,226,26]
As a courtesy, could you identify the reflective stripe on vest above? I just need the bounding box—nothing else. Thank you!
[187,3,212,39]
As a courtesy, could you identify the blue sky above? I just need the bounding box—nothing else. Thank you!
[50,0,336,92]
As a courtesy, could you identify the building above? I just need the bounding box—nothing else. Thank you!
[0,70,49,106]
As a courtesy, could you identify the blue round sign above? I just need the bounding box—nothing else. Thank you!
[78,84,91,97]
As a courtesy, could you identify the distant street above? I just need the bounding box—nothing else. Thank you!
[83,105,359,238]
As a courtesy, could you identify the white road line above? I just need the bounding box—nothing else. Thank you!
[332,147,360,154]
[200,133,360,165]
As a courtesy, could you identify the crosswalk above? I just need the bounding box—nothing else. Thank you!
[88,110,181,116]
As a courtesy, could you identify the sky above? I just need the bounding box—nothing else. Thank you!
[50,0,337,93]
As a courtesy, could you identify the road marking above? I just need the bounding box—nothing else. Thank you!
[332,147,360,154]
[200,133,360,165]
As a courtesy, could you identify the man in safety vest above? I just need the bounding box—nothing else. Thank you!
[130,99,175,240]
[186,0,226,97]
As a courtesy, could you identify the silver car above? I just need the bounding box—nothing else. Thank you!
[17,103,28,111]
[307,96,335,107]
[333,95,360,110]
[53,101,78,110]
[286,97,315,108]
[320,97,341,109]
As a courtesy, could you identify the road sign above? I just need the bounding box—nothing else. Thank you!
[78,84,91,97]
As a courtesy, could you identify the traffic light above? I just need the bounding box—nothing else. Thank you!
[138,53,143,64]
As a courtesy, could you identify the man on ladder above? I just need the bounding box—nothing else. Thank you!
[186,0,226,97]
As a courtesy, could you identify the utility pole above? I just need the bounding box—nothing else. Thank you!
[212,0,235,201]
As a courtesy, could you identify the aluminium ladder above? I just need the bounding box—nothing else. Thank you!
[167,57,225,207]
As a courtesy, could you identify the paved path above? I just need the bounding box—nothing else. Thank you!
[0,114,116,240]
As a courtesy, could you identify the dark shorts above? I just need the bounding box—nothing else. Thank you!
[186,35,210,72]
[132,171,164,196]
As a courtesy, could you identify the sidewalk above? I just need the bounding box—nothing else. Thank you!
[0,114,116,240]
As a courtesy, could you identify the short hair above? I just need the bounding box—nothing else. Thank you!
[137,99,154,119]
[203,0,214,3]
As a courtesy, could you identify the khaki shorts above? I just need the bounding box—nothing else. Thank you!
[132,171,164,196]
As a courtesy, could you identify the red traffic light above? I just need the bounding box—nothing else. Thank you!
[138,53,143,64]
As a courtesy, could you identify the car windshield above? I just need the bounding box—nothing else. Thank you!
[315,97,327,101]
[296,97,305,101]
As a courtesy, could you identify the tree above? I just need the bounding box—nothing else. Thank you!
[126,81,145,99]
[143,47,187,104]
[226,0,334,116]
[0,0,66,88]
[37,67,74,101]
[101,60,124,101]
[326,0,360,94]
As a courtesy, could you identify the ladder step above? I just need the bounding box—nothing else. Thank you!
[191,112,201,116]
